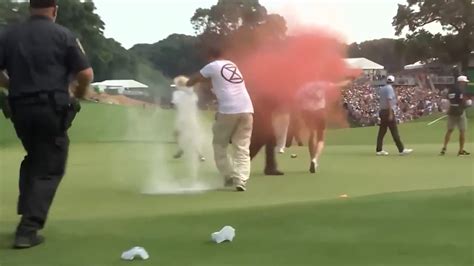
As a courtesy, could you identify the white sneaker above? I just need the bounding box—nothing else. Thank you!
[400,149,413,156]
[376,151,389,156]
[278,148,285,154]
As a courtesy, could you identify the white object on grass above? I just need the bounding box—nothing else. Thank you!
[427,115,448,126]
[211,226,236,244]
[121,247,150,261]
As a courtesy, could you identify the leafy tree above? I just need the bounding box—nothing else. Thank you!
[0,0,170,97]
[347,39,406,72]
[131,34,205,78]
[393,0,473,71]
[191,0,268,36]
[191,0,287,57]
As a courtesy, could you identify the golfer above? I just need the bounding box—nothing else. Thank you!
[187,47,254,191]
[376,76,413,156]
[440,75,471,156]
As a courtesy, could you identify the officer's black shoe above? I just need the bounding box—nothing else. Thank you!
[264,169,284,176]
[13,234,44,249]
[458,150,470,156]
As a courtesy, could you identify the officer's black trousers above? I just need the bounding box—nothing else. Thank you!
[249,108,277,171]
[11,103,69,236]
[376,109,404,153]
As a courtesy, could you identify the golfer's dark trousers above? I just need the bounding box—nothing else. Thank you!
[10,99,70,237]
[250,108,277,171]
[376,109,404,153]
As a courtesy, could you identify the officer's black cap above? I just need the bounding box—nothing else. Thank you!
[30,0,57,8]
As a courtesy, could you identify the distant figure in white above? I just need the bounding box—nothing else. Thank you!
[171,76,205,162]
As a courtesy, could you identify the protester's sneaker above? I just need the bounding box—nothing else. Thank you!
[13,234,44,249]
[440,148,447,156]
[376,151,389,156]
[309,161,318,174]
[235,183,247,192]
[458,150,471,156]
[399,149,413,156]
[264,169,285,176]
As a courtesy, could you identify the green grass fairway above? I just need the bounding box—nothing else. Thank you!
[0,104,473,266]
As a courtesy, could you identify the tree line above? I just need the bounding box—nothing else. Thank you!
[1,0,472,87]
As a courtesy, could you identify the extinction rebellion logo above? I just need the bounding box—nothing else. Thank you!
[221,64,244,84]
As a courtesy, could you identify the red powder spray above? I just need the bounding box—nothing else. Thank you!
[227,27,360,127]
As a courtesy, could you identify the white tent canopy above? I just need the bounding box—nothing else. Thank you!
[345,58,384,70]
[404,61,425,70]
[92,80,149,89]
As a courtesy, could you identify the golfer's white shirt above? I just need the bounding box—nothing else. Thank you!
[200,60,254,114]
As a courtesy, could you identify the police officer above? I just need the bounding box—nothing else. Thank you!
[0,0,93,249]
[440,76,471,156]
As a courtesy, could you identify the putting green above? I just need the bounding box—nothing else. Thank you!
[0,104,472,265]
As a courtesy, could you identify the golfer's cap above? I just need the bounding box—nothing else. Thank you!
[457,75,470,83]
[30,0,57,8]
[387,75,395,83]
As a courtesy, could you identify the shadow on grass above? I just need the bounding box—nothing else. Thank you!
[0,232,13,250]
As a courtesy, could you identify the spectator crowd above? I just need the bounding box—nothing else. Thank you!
[343,82,446,127]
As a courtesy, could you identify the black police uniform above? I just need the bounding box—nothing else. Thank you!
[0,15,90,238]
[248,93,282,175]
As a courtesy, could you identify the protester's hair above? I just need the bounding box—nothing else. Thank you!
[173,75,189,88]
[30,0,57,8]
[206,46,223,59]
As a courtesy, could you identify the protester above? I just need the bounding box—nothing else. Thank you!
[187,47,254,192]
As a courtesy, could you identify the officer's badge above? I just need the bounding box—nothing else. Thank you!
[76,38,86,55]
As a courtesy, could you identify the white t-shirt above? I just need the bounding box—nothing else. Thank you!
[200,60,254,114]
[296,81,327,111]
[172,88,198,106]
[172,88,199,130]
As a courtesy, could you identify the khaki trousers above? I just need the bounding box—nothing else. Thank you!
[213,113,253,185]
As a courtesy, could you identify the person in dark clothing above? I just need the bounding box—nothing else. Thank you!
[249,96,284,176]
[440,76,471,156]
[0,0,94,249]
